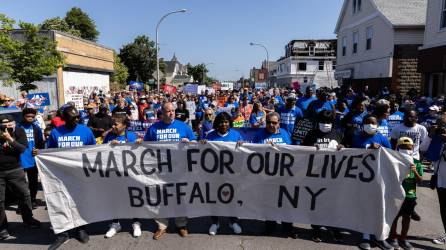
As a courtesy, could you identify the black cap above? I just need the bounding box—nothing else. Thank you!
[0,114,14,123]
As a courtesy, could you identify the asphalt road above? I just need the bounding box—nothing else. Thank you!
[1,173,445,250]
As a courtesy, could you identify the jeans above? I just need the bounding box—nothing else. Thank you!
[24,166,38,201]
[0,168,34,231]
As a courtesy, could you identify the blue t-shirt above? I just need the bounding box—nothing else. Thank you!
[103,130,138,144]
[205,129,243,142]
[18,123,42,168]
[352,132,391,149]
[249,112,265,127]
[388,111,404,134]
[279,106,303,134]
[48,124,96,148]
[144,120,197,142]
[224,102,239,109]
[253,128,292,145]
[296,96,317,111]
[306,100,333,118]
[351,111,368,135]
[377,119,389,138]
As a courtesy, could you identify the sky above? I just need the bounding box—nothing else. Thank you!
[0,0,344,81]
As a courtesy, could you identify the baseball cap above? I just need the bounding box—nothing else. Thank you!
[0,114,14,123]
[397,137,413,147]
[429,105,440,112]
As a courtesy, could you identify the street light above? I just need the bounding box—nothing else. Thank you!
[202,62,213,84]
[249,42,270,86]
[156,9,187,93]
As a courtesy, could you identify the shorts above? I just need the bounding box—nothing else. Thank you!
[397,197,417,217]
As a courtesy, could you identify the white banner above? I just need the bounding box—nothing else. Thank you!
[35,142,409,239]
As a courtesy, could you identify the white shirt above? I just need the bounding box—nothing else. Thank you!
[390,123,428,160]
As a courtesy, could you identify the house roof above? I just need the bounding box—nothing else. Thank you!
[373,0,427,27]
[335,0,427,33]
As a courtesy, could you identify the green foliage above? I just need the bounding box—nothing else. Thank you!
[186,63,209,84]
[40,17,82,37]
[0,16,65,92]
[65,7,99,41]
[111,52,129,89]
[118,35,165,84]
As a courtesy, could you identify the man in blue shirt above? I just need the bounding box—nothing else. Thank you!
[296,87,317,112]
[46,106,96,250]
[279,97,303,134]
[305,89,335,119]
[17,108,44,208]
[144,102,196,240]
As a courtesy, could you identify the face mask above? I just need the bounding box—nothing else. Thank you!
[318,123,332,133]
[398,149,414,162]
[140,100,146,104]
[363,124,378,135]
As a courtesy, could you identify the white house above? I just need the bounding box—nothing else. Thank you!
[159,54,193,88]
[418,0,446,96]
[275,40,338,90]
[335,0,427,94]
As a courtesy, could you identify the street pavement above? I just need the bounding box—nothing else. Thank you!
[1,173,445,250]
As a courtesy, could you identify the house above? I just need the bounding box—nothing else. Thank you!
[275,39,338,90]
[334,0,427,95]
[418,0,446,97]
[2,30,114,110]
[159,54,193,88]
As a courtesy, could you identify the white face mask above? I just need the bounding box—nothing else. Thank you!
[318,123,332,133]
[398,149,414,162]
[363,124,378,135]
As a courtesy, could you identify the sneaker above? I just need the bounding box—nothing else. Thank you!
[24,217,41,229]
[229,222,242,234]
[132,222,141,238]
[77,229,89,243]
[388,238,399,249]
[208,224,219,236]
[105,222,121,238]
[48,233,70,250]
[399,239,414,250]
[0,229,10,240]
[311,229,322,243]
[410,210,421,221]
[359,239,371,250]
[433,236,446,244]
[375,239,393,250]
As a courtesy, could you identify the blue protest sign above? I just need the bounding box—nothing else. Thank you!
[129,81,144,91]
[27,93,50,106]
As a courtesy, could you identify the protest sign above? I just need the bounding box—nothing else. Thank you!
[65,94,84,110]
[126,120,152,138]
[128,81,144,91]
[36,142,408,240]
[292,118,314,144]
[27,93,51,107]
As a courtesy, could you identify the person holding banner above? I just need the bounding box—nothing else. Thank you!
[144,102,197,240]
[352,114,393,250]
[45,106,96,250]
[252,112,296,238]
[302,110,345,243]
[103,115,143,238]
[204,112,243,236]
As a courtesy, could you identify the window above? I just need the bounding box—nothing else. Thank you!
[366,26,373,50]
[318,61,324,70]
[353,31,359,54]
[304,76,308,83]
[342,36,347,56]
[332,60,336,70]
[298,62,307,71]
[353,0,361,14]
[442,0,446,29]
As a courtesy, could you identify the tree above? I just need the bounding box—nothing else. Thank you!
[110,52,129,89]
[65,7,99,41]
[118,35,164,84]
[0,14,15,80]
[40,17,82,37]
[186,63,209,84]
[1,19,65,92]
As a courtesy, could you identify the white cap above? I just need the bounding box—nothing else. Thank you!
[429,105,440,112]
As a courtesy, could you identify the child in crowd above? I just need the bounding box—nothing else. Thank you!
[388,137,423,250]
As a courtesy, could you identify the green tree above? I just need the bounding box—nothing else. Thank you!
[2,20,65,92]
[0,13,15,79]
[40,17,82,37]
[186,63,209,84]
[110,52,129,89]
[118,35,164,84]
[65,7,99,41]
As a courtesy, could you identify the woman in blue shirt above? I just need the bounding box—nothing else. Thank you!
[103,115,142,239]
[204,112,243,236]
[352,114,392,250]
[249,102,266,128]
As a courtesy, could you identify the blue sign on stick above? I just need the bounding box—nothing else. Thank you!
[27,93,51,106]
